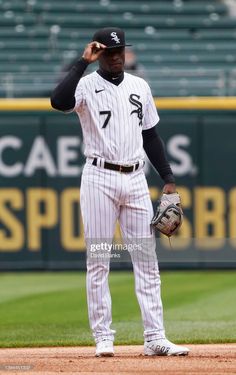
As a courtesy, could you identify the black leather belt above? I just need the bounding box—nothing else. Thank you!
[92,158,139,173]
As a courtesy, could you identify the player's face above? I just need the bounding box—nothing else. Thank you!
[99,47,125,74]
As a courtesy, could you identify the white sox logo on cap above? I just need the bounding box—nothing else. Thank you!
[92,27,131,48]
[110,32,120,44]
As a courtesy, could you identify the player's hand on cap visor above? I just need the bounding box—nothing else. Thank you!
[82,42,106,63]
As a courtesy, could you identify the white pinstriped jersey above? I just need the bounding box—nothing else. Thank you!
[74,71,159,164]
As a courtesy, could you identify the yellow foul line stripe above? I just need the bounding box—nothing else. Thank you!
[0,97,236,111]
[155,97,236,110]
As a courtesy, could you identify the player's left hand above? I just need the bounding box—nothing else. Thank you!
[162,183,176,194]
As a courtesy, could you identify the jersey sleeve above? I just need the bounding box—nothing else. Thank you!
[142,83,160,130]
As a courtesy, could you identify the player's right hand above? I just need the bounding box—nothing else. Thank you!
[82,42,106,63]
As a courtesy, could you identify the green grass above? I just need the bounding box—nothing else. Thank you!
[0,271,235,347]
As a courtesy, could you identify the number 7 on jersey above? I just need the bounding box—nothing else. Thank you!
[99,110,111,128]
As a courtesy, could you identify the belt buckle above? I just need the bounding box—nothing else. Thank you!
[119,163,138,173]
[120,164,130,173]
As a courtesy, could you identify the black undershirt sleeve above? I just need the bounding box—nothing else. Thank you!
[50,58,89,112]
[142,126,175,184]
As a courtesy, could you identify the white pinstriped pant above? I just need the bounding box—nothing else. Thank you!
[80,161,165,343]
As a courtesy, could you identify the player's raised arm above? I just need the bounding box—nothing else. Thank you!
[50,42,106,112]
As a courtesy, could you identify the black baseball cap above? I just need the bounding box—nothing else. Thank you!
[92,27,132,49]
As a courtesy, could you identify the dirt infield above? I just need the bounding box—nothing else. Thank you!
[0,344,236,375]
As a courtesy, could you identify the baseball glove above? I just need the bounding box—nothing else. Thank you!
[151,193,183,237]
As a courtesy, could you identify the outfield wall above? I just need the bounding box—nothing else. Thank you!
[0,98,236,270]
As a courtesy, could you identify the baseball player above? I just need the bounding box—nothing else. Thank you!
[51,27,189,357]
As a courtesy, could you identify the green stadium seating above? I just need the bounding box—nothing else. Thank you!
[0,1,227,16]
[33,14,236,29]
[0,13,36,26]
[0,0,235,97]
[0,63,61,73]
